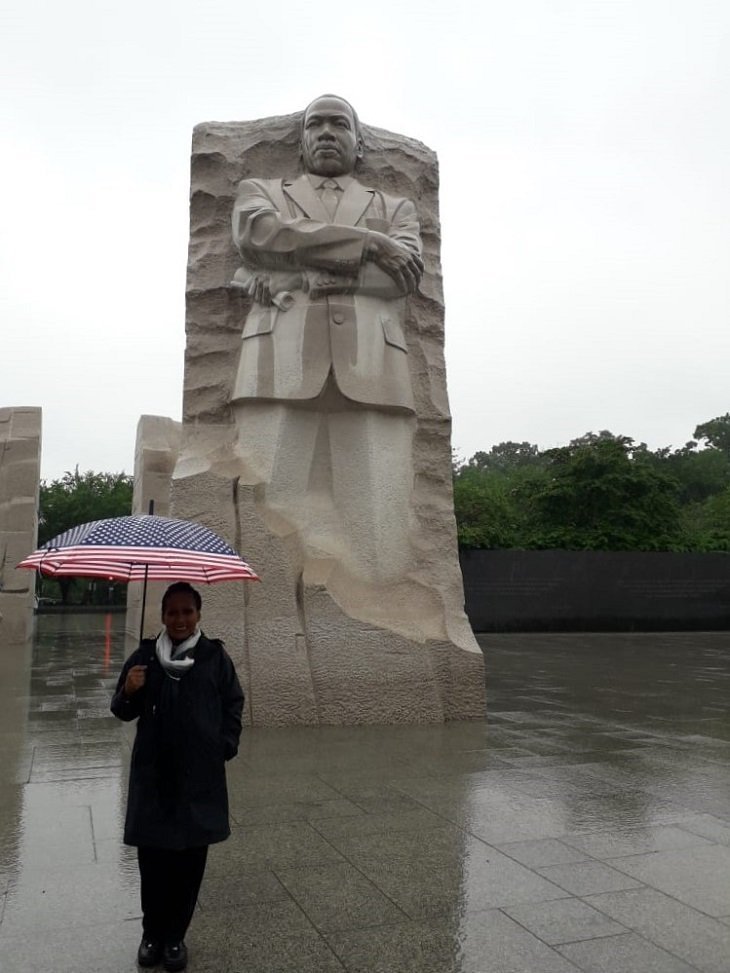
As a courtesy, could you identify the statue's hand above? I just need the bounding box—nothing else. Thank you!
[365,234,424,295]
[246,273,273,306]
[268,272,305,294]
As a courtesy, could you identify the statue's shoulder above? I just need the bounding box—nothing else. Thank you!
[362,182,417,220]
[235,173,305,202]
[235,175,282,194]
[380,186,413,208]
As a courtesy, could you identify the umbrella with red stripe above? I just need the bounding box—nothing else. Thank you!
[17,514,259,638]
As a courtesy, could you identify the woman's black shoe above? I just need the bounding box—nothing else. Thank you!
[137,937,162,967]
[163,941,188,972]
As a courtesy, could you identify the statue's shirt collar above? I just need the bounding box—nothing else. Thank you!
[307,173,353,192]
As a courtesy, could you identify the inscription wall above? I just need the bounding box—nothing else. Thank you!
[460,549,730,632]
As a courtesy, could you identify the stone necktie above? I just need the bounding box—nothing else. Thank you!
[319,179,340,220]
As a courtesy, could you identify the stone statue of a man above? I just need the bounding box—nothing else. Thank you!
[230,94,424,581]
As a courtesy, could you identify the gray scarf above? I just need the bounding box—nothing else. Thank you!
[155,627,201,680]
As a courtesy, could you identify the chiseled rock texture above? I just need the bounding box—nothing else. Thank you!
[0,407,41,641]
[169,112,485,724]
[126,415,182,643]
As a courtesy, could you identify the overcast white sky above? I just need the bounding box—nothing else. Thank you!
[1,0,728,481]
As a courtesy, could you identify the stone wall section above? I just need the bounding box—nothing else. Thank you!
[0,407,42,641]
[125,415,182,643]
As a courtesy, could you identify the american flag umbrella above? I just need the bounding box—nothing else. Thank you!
[17,515,259,584]
[17,514,259,640]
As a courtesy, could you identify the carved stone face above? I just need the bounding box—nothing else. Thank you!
[301,96,363,177]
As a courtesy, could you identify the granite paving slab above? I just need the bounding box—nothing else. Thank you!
[503,897,626,945]
[322,824,483,867]
[417,792,572,844]
[310,806,449,840]
[535,860,644,896]
[0,918,143,973]
[195,896,314,934]
[354,847,566,918]
[0,861,139,936]
[495,838,594,868]
[274,861,409,931]
[584,887,730,973]
[226,773,346,807]
[223,821,346,867]
[311,774,429,814]
[604,843,730,917]
[230,796,365,826]
[198,860,291,908]
[323,909,583,972]
[560,824,715,859]
[556,931,702,972]
[674,812,730,846]
[186,912,346,972]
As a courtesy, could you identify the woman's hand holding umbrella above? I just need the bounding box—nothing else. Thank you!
[124,665,147,696]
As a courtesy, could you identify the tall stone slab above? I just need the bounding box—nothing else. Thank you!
[171,104,485,724]
[0,407,42,641]
[126,415,182,642]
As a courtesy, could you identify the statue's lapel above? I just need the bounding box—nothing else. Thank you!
[337,180,374,227]
[283,174,374,227]
[283,175,330,223]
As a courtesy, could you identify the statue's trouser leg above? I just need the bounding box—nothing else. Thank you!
[234,397,415,580]
[234,400,341,557]
[328,408,416,582]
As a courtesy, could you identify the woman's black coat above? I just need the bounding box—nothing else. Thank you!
[111,634,244,850]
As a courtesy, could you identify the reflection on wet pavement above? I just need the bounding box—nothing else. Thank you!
[1,620,730,971]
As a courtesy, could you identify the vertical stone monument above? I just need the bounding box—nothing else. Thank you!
[170,95,485,723]
[126,415,182,642]
[0,407,42,641]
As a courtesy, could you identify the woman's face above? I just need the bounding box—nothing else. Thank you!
[162,592,201,642]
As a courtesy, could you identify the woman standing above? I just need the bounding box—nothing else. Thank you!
[111,581,244,972]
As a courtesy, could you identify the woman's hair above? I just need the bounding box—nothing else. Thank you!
[161,581,202,612]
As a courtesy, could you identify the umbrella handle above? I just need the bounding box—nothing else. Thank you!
[138,499,155,643]
[139,563,150,644]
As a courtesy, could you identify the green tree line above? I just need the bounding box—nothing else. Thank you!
[37,468,133,605]
[31,413,730,604]
[453,414,730,552]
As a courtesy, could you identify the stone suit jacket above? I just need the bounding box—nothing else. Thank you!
[230,173,421,413]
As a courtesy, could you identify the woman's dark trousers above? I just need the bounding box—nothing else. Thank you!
[137,846,209,944]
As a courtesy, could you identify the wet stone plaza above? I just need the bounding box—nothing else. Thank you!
[1,615,730,973]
